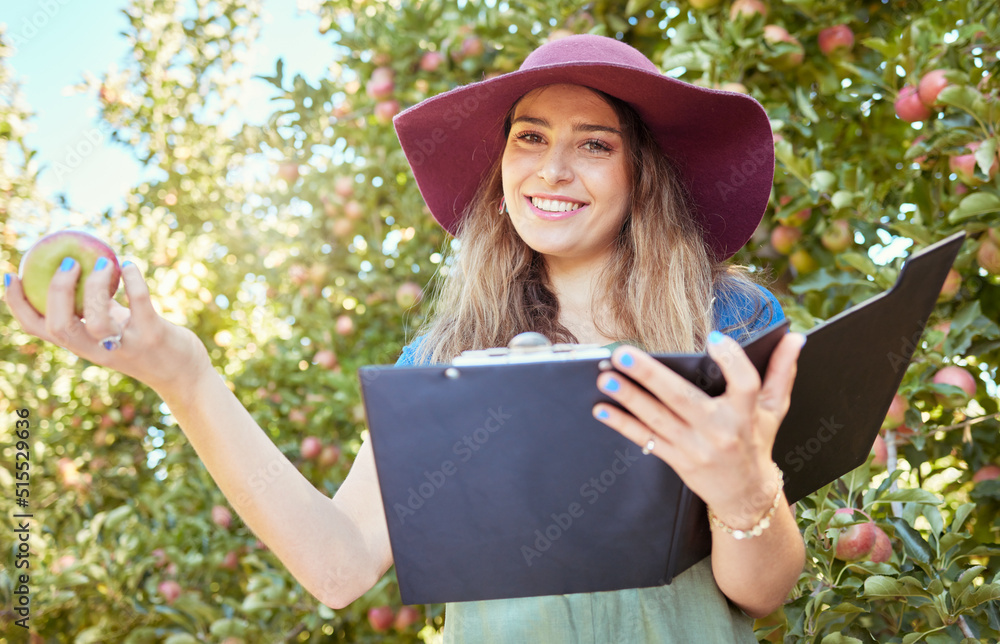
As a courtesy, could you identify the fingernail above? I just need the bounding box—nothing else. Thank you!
[59,257,76,272]
[708,330,725,345]
[595,408,610,420]
[602,377,620,393]
[94,257,108,271]
[122,260,134,268]
[619,352,634,368]
[799,333,807,348]
[3,273,10,288]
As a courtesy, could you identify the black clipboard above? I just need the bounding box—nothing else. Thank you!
[359,231,965,605]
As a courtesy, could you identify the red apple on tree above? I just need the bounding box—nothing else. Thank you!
[368,606,394,632]
[937,268,960,301]
[972,464,1000,483]
[895,86,931,122]
[301,436,322,460]
[394,605,421,630]
[419,50,445,72]
[869,526,892,563]
[318,444,341,468]
[18,230,121,317]
[374,99,400,124]
[729,0,767,20]
[762,25,803,69]
[277,162,300,184]
[334,175,354,198]
[918,69,950,107]
[158,580,182,604]
[770,225,801,255]
[882,393,909,430]
[870,433,887,467]
[950,141,998,185]
[220,550,240,570]
[821,220,852,253]
[211,504,233,530]
[366,67,395,99]
[789,249,818,274]
[833,508,877,561]
[932,366,977,404]
[978,237,1000,274]
[818,24,854,57]
[314,349,338,369]
[335,314,355,336]
[395,281,424,309]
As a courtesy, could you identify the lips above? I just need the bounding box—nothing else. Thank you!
[527,195,587,220]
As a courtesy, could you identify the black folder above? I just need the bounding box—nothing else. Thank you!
[359,232,965,605]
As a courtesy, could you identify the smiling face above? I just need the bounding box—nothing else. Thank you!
[501,84,631,270]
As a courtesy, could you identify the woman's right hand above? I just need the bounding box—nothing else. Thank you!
[4,258,212,396]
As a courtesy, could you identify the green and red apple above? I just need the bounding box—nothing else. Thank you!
[18,230,121,317]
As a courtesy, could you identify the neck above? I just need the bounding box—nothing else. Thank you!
[544,253,617,345]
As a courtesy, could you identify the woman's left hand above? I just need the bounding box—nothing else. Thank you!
[592,330,805,528]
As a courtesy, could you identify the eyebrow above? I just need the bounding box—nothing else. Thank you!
[511,115,622,137]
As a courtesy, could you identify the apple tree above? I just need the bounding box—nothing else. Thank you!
[2,0,999,642]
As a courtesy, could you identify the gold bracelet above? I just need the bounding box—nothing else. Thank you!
[707,462,784,540]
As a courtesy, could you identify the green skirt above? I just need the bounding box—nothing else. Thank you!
[442,557,755,643]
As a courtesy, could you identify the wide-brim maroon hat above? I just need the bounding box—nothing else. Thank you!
[393,34,774,261]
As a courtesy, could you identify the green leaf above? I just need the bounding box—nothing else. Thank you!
[949,192,1000,223]
[796,87,822,124]
[821,634,863,644]
[864,575,931,598]
[966,583,1000,608]
[888,517,935,563]
[789,268,861,294]
[860,37,896,58]
[976,138,998,176]
[951,565,987,603]
[810,170,837,193]
[937,85,986,118]
[831,190,854,210]
[876,489,941,504]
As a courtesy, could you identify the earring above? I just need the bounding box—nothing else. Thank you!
[498,197,507,214]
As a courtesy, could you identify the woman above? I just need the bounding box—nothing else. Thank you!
[4,34,805,642]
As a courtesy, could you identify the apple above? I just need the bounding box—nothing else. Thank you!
[719,82,749,94]
[817,24,854,57]
[821,220,852,253]
[762,25,804,69]
[220,550,240,570]
[833,508,877,561]
[895,85,931,122]
[334,175,355,198]
[977,238,1000,274]
[932,366,977,403]
[869,526,892,563]
[18,230,121,317]
[277,162,300,184]
[689,0,722,9]
[729,0,767,20]
[548,29,576,42]
[314,349,338,369]
[938,268,960,301]
[459,36,484,59]
[151,548,169,568]
[301,436,322,460]
[918,69,950,107]
[318,444,341,468]
[972,464,1000,483]
[211,505,233,530]
[158,580,182,604]
[289,408,308,424]
[871,433,887,467]
[770,225,801,255]
[344,200,364,220]
[374,99,400,124]
[789,248,818,274]
[950,141,999,185]
[395,281,424,309]
[366,67,395,99]
[419,51,445,72]
[394,605,421,630]
[335,314,355,336]
[368,606,394,632]
[881,393,908,430]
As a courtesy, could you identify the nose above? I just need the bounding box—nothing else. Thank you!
[537,144,574,185]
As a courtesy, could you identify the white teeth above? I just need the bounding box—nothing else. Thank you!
[531,197,583,213]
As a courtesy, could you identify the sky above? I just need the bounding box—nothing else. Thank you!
[1,0,335,217]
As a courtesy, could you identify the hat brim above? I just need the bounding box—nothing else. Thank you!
[394,62,774,261]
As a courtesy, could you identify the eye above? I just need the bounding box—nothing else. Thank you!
[583,138,612,153]
[514,131,544,144]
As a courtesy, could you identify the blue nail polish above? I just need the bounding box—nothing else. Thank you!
[603,377,620,393]
[94,257,108,271]
[596,408,610,420]
[59,257,76,272]
[620,352,634,368]
[122,260,134,268]
[4,273,10,288]
[708,330,725,345]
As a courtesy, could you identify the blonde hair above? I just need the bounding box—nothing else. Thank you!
[415,88,775,364]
